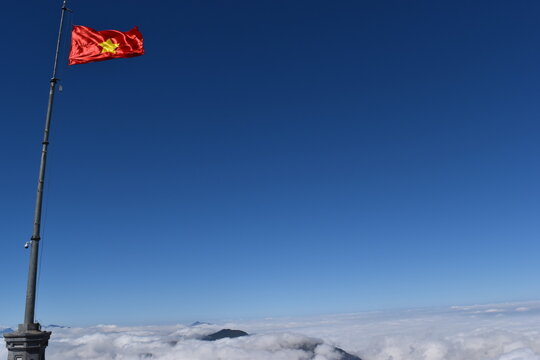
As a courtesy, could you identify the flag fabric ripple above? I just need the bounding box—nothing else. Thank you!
[68,25,144,65]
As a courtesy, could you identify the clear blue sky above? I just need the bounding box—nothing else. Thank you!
[1,0,540,326]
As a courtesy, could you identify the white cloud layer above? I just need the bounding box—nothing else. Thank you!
[1,301,540,360]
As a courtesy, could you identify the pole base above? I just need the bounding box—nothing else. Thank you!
[3,325,51,360]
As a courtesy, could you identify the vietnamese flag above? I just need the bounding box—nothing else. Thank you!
[69,25,144,65]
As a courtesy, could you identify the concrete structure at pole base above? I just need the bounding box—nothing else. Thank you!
[3,324,51,360]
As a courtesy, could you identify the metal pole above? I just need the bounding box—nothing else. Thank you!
[23,0,68,328]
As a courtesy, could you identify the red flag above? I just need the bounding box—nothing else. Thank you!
[69,25,144,65]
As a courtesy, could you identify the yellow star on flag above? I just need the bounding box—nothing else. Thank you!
[99,39,120,53]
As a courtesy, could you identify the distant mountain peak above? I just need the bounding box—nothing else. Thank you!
[201,329,248,341]
[195,328,361,359]
[190,321,212,327]
[44,324,69,329]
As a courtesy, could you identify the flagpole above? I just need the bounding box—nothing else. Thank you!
[4,1,69,359]
[23,0,68,330]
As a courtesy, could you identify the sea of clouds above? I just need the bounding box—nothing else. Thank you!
[1,301,540,360]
